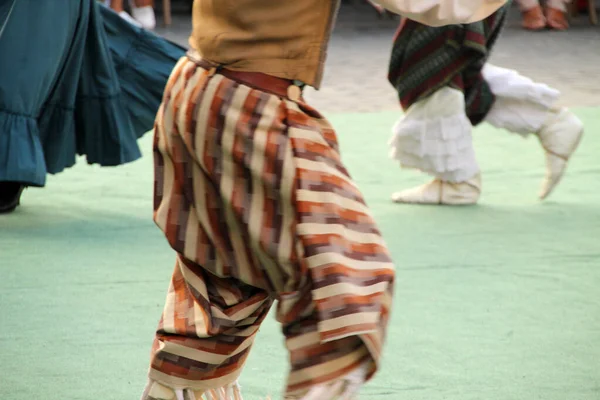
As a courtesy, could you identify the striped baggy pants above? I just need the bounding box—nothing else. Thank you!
[144,54,395,399]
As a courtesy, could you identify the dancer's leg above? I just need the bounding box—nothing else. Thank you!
[483,64,583,199]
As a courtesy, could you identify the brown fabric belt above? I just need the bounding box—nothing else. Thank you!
[186,51,302,100]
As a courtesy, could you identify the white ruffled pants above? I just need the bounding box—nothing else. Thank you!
[389,64,560,182]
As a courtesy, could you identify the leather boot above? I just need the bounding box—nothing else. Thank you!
[545,7,569,30]
[0,181,25,214]
[521,5,546,30]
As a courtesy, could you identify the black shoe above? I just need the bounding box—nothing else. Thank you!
[0,182,25,214]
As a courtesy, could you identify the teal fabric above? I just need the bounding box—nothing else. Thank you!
[102,5,185,138]
[0,0,185,187]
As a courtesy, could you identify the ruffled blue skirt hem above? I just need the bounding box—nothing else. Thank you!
[0,1,185,187]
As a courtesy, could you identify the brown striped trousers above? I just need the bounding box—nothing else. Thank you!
[144,54,395,399]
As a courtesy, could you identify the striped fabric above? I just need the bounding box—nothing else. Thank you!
[145,54,395,399]
[387,2,510,125]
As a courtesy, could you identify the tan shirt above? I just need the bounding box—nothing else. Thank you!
[190,0,506,89]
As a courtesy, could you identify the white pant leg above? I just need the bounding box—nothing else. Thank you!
[517,0,540,10]
[389,87,479,183]
[482,64,561,136]
[547,0,571,11]
[518,0,570,11]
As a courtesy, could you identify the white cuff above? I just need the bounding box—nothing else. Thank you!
[483,64,561,135]
[389,87,479,183]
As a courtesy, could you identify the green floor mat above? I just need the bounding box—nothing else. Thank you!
[1,108,599,399]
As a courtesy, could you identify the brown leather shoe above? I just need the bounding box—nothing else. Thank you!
[545,7,569,30]
[521,5,546,30]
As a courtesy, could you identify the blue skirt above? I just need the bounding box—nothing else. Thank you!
[0,0,185,187]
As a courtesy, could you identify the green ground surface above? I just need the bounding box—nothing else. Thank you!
[1,108,599,399]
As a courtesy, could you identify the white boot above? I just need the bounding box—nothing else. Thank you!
[131,5,156,30]
[391,174,481,205]
[482,64,584,200]
[537,108,584,200]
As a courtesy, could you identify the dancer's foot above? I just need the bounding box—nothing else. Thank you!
[0,182,25,214]
[131,5,156,29]
[292,362,368,400]
[521,5,546,30]
[141,379,244,400]
[391,174,481,205]
[545,7,569,30]
[118,10,142,27]
[537,109,583,200]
